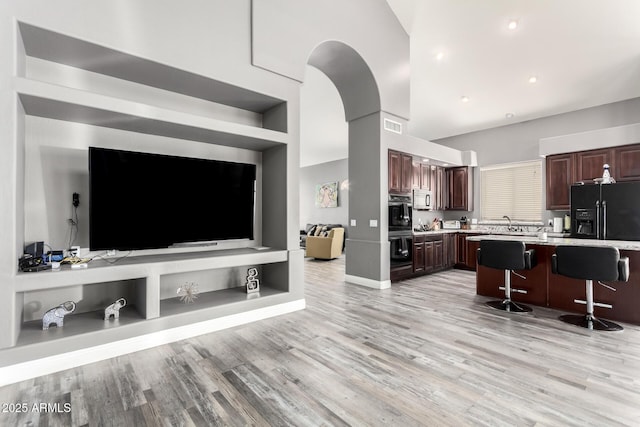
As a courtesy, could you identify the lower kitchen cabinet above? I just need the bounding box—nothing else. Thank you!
[392,233,460,282]
[455,233,481,270]
[408,234,448,278]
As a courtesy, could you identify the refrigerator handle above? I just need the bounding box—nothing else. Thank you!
[602,200,607,240]
[596,200,601,239]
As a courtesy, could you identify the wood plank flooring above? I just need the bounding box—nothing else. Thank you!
[2,255,640,426]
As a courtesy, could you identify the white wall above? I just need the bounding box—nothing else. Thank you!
[299,159,349,229]
[300,66,348,167]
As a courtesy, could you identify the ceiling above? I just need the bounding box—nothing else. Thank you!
[387,0,640,140]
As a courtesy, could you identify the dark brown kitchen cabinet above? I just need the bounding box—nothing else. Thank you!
[574,148,615,183]
[615,143,640,181]
[546,147,617,210]
[466,239,480,270]
[454,233,480,271]
[424,241,434,273]
[446,166,473,211]
[432,166,447,210]
[455,233,467,267]
[413,240,425,273]
[546,153,573,210]
[443,233,456,268]
[433,240,443,270]
[389,150,413,194]
[412,161,432,190]
[412,235,446,275]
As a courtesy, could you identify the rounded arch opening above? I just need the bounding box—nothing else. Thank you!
[307,40,381,122]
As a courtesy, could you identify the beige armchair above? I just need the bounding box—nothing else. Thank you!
[305,227,344,259]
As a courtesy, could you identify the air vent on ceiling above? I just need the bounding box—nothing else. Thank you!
[383,118,402,134]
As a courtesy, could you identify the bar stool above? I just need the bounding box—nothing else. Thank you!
[476,240,537,312]
[551,245,629,331]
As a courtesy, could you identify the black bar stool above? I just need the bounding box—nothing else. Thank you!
[477,240,537,312]
[551,245,629,331]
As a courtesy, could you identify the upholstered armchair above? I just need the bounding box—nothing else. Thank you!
[305,227,345,260]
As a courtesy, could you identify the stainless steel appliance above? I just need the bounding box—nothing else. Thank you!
[442,220,461,229]
[570,182,640,240]
[388,195,412,231]
[413,189,433,211]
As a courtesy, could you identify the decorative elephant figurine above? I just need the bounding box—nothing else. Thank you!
[104,298,127,321]
[42,301,76,330]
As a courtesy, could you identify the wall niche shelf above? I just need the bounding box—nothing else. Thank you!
[18,22,287,122]
[16,79,287,151]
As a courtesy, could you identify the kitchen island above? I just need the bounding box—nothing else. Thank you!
[467,234,640,325]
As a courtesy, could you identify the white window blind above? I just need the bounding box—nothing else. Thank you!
[480,160,542,221]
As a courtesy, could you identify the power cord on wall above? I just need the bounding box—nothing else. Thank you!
[67,193,79,251]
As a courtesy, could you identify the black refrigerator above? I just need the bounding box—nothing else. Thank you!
[570,182,640,241]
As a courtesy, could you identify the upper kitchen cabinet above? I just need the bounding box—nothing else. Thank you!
[574,148,615,182]
[389,150,413,194]
[446,166,473,211]
[432,166,447,210]
[412,160,432,190]
[546,153,573,210]
[546,144,639,210]
[615,143,640,181]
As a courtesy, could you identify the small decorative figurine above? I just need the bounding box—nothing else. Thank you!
[246,267,260,294]
[177,282,199,304]
[42,301,76,330]
[104,298,127,321]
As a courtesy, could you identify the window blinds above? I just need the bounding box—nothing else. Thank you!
[480,160,542,221]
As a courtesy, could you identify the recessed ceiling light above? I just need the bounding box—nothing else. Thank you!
[505,112,515,119]
[460,96,469,103]
[508,20,518,30]
[528,76,538,84]
[436,52,444,61]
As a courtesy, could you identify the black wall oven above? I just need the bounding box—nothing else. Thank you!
[389,194,413,269]
[388,195,412,232]
[389,231,412,268]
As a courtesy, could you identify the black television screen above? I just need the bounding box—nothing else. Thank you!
[89,147,256,251]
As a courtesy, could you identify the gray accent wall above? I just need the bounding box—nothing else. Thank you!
[434,97,640,222]
[299,159,349,229]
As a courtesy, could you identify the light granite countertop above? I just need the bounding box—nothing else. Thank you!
[465,234,640,251]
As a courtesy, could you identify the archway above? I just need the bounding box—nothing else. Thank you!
[305,41,391,288]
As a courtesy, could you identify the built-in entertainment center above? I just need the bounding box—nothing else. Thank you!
[0,22,304,381]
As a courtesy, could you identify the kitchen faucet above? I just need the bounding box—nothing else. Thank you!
[503,215,512,231]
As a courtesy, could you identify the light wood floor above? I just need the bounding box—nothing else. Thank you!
[2,256,640,426]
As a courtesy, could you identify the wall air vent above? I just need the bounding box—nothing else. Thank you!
[383,118,402,135]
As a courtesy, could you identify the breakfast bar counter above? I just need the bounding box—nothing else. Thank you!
[467,234,640,325]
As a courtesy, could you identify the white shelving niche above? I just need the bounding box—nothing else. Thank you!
[1,22,303,375]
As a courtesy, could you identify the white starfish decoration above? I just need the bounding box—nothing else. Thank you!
[177,282,199,304]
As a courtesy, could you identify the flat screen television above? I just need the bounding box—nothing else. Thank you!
[89,147,256,251]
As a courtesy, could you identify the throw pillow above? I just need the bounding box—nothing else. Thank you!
[307,225,317,236]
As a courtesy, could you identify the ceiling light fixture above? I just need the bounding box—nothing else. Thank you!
[505,112,515,119]
[436,52,444,61]
[528,76,538,84]
[461,96,469,103]
[508,20,518,30]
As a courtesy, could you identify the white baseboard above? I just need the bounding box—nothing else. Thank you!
[0,299,306,387]
[345,274,391,290]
